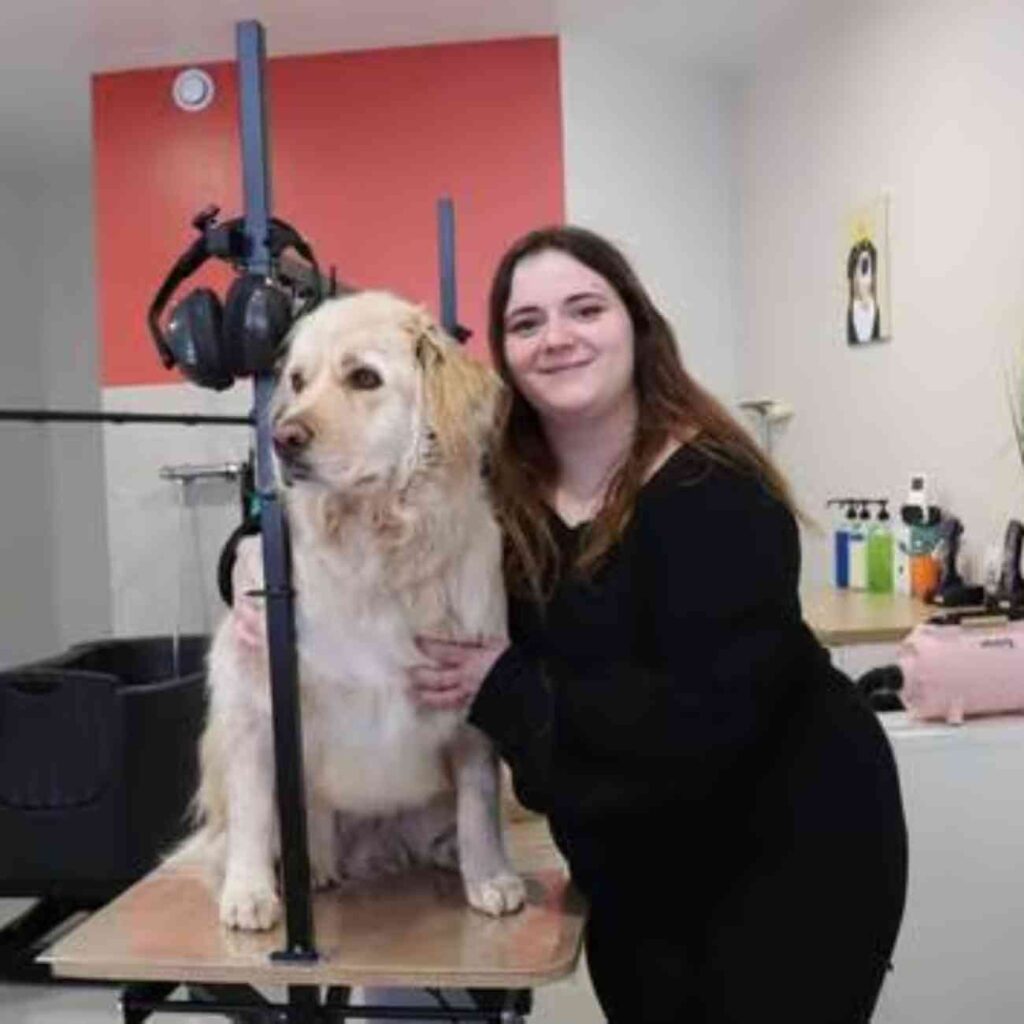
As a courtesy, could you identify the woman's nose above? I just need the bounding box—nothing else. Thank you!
[540,314,573,349]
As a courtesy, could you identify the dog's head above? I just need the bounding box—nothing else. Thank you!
[271,291,498,497]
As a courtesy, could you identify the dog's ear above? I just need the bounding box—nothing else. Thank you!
[405,307,500,471]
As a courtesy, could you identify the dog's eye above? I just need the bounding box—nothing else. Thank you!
[348,367,383,390]
[289,370,305,393]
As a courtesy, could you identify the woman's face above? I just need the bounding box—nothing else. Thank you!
[502,249,636,428]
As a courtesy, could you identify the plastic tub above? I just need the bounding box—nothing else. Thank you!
[0,635,207,899]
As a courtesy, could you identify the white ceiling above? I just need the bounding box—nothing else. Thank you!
[0,0,823,168]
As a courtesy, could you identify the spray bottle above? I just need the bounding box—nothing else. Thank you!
[894,510,912,595]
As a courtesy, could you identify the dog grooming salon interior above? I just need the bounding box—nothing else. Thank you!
[2,1,1024,1021]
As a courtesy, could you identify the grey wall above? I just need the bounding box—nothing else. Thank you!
[560,31,741,404]
[36,155,112,651]
[0,171,59,666]
[0,148,111,667]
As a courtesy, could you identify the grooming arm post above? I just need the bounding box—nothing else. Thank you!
[236,19,316,964]
[437,196,458,338]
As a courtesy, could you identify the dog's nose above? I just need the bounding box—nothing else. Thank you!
[273,420,312,459]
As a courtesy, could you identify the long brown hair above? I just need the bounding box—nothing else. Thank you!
[487,225,797,599]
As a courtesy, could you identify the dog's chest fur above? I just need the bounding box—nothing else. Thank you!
[284,482,504,815]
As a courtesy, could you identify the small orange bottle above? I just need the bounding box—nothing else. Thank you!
[910,553,940,601]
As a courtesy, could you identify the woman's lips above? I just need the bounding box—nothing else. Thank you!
[538,359,592,375]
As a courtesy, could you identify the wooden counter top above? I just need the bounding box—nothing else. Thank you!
[802,588,935,645]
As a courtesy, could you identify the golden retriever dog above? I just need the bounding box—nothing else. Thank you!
[185,291,525,930]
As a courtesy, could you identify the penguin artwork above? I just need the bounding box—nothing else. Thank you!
[846,237,881,344]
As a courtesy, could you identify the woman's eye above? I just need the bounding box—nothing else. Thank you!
[348,367,383,390]
[289,370,305,393]
[507,318,541,337]
[573,304,604,320]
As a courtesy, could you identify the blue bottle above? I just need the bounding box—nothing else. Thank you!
[831,499,852,588]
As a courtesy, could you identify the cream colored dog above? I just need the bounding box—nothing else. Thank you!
[187,291,525,930]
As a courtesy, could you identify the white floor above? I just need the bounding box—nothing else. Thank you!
[0,899,600,1024]
[0,983,134,1024]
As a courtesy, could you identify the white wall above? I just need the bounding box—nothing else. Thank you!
[874,715,1024,1023]
[42,0,1024,635]
[560,31,741,404]
[739,0,1024,587]
[101,383,249,638]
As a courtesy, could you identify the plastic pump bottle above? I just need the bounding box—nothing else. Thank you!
[868,500,894,594]
[849,501,869,590]
[831,499,852,588]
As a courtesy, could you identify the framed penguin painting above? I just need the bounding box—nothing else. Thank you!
[844,194,892,346]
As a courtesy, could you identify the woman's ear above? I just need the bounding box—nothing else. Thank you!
[405,307,501,470]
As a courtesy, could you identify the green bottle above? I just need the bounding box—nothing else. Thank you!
[867,499,894,594]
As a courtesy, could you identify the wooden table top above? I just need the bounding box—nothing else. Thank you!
[41,818,584,989]
[802,588,935,645]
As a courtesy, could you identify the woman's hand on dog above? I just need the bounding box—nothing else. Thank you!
[232,592,267,651]
[409,636,508,710]
[232,608,505,711]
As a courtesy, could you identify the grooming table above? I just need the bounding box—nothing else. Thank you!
[41,818,585,1021]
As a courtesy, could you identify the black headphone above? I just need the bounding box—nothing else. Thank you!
[148,206,323,391]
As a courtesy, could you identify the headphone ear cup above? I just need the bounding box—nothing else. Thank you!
[224,275,293,376]
[166,289,234,391]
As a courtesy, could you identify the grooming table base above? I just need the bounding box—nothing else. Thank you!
[40,820,584,990]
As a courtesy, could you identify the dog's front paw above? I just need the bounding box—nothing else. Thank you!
[465,872,526,917]
[219,875,281,931]
[311,859,341,891]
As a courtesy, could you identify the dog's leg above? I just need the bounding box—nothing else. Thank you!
[308,800,341,890]
[451,725,526,916]
[219,717,282,930]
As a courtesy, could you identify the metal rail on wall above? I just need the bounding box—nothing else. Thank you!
[0,409,251,426]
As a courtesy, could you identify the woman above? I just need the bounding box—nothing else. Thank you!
[410,226,908,1022]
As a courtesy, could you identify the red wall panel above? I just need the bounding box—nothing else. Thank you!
[93,37,564,385]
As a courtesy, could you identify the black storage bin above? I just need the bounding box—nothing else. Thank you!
[0,635,208,900]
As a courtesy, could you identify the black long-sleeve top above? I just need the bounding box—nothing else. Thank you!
[468,445,835,880]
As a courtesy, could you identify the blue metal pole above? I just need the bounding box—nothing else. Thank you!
[237,22,271,277]
[437,196,458,338]
[236,19,316,965]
